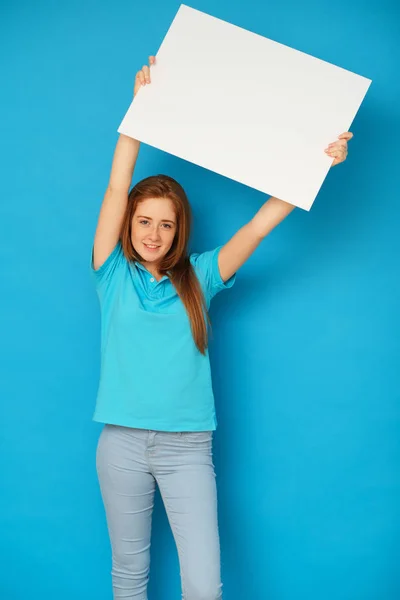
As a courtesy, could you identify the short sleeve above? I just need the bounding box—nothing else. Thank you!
[190,245,236,303]
[90,241,125,296]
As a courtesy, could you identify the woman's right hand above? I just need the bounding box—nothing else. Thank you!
[133,55,156,98]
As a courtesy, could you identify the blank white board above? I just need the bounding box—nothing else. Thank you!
[118,4,371,210]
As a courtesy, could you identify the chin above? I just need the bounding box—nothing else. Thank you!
[143,255,160,263]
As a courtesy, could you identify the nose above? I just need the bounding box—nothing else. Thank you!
[148,224,161,241]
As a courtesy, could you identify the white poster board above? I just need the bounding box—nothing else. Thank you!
[119,4,371,210]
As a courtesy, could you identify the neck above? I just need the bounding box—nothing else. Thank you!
[142,261,161,280]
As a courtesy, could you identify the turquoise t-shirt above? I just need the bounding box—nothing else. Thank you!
[90,241,236,432]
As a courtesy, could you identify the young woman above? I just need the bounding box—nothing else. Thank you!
[91,55,353,600]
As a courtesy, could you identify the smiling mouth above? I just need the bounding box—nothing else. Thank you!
[143,243,160,250]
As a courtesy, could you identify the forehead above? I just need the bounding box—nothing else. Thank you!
[135,196,175,217]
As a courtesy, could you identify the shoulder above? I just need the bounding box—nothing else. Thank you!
[189,246,222,279]
[90,240,126,296]
[189,246,236,301]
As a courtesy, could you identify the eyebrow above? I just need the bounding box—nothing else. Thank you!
[137,215,176,224]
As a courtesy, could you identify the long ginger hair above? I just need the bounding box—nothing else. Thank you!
[120,174,211,355]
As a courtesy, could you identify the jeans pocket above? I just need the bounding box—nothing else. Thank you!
[180,431,213,443]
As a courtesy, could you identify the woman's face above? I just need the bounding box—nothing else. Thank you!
[131,197,177,265]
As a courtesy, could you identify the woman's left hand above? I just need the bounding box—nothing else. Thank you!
[324,132,353,166]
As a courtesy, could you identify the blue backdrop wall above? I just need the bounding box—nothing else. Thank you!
[1,0,399,599]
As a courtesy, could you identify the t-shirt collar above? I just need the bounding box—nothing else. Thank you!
[134,260,169,282]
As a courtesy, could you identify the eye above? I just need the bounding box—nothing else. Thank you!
[163,223,173,229]
[139,220,149,225]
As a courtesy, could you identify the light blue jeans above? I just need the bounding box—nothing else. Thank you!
[96,424,222,600]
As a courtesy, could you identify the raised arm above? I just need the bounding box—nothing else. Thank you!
[218,132,353,282]
[217,197,295,282]
[92,55,155,270]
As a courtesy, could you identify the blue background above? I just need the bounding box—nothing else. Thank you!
[1,0,399,598]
